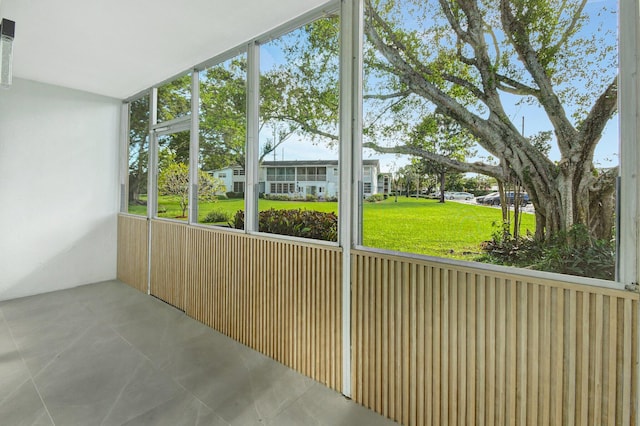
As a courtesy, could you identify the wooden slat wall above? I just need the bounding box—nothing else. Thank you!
[184,226,342,391]
[150,220,188,310]
[117,214,148,293]
[351,249,639,426]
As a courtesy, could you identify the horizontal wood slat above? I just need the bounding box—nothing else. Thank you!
[117,214,148,293]
[150,220,188,310]
[184,226,343,391]
[351,249,639,426]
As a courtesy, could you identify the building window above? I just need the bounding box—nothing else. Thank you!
[233,181,245,193]
[270,182,295,194]
[233,169,245,176]
[218,173,227,179]
[363,182,372,194]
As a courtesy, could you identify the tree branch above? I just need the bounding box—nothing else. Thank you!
[549,0,588,54]
[364,89,412,100]
[495,74,540,97]
[364,141,506,179]
[364,1,500,150]
[499,0,578,153]
[270,114,339,142]
[578,75,618,161]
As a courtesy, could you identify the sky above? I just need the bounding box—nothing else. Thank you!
[258,0,619,175]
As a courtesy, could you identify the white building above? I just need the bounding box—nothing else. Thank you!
[212,159,389,199]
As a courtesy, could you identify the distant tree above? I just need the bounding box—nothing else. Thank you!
[128,96,149,204]
[158,162,225,218]
[406,114,476,202]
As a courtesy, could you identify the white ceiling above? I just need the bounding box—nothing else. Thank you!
[0,0,330,99]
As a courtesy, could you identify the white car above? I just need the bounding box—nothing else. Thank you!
[448,192,474,200]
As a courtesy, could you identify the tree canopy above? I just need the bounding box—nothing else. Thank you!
[148,0,618,242]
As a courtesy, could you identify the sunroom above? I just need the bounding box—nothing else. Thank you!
[1,0,639,424]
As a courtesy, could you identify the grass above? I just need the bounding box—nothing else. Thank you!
[362,197,535,260]
[128,195,536,262]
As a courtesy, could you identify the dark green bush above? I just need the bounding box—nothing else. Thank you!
[230,210,245,229]
[231,209,337,241]
[479,224,614,280]
[202,209,230,223]
[305,194,318,202]
[226,191,244,199]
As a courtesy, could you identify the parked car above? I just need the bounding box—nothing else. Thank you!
[427,191,452,199]
[482,191,529,206]
[448,191,474,200]
[476,192,499,204]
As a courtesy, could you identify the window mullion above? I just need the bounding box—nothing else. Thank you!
[246,41,260,233]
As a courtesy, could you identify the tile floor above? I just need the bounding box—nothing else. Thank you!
[0,280,397,426]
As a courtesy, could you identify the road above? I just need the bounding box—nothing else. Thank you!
[451,197,536,214]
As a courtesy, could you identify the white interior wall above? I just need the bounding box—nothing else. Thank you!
[0,78,120,300]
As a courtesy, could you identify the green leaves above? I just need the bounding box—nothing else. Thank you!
[158,162,225,217]
[231,208,338,242]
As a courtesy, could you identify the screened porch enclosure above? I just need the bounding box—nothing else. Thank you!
[118,214,639,425]
[115,0,640,423]
[2,0,640,424]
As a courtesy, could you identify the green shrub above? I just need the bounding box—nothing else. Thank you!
[202,209,230,224]
[263,194,291,201]
[479,224,614,280]
[231,210,245,229]
[231,208,337,242]
[217,193,228,200]
[305,194,318,202]
[226,191,244,199]
[365,193,385,203]
[158,205,168,213]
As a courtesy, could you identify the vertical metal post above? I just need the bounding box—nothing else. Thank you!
[619,1,640,424]
[246,42,260,233]
[148,88,159,220]
[339,0,363,398]
[119,102,130,213]
[618,0,639,288]
[189,70,200,224]
[147,88,158,295]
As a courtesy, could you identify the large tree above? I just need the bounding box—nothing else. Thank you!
[361,0,618,240]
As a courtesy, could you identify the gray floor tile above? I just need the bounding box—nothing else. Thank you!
[121,394,227,426]
[9,307,100,376]
[0,281,395,426]
[100,360,184,426]
[0,378,54,426]
[268,382,398,426]
[111,309,212,368]
[33,324,147,425]
[214,361,315,425]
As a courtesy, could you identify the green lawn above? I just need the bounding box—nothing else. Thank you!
[362,197,535,260]
[128,196,535,262]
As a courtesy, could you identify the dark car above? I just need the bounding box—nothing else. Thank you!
[476,192,499,204]
[482,191,529,206]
